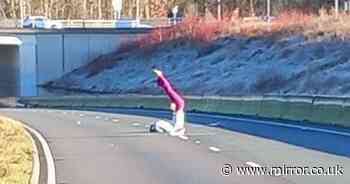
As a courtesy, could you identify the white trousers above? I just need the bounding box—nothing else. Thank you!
[155,110,185,136]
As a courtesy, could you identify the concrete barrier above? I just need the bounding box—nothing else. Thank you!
[212,97,243,114]
[311,97,345,125]
[281,96,314,122]
[18,95,350,128]
[236,96,263,116]
[341,98,350,127]
[259,96,287,119]
[1,29,151,97]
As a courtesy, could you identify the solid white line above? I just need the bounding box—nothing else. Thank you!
[246,161,262,167]
[23,125,40,184]
[189,113,350,137]
[24,124,56,184]
[209,146,221,152]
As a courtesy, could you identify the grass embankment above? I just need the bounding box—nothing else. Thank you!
[0,117,33,184]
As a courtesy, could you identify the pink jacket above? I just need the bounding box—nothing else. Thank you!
[157,73,185,112]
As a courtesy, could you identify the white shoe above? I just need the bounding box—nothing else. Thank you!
[149,124,157,133]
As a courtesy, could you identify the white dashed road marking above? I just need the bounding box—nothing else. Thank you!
[209,146,221,152]
[23,124,56,184]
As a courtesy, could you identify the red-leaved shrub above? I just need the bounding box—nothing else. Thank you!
[117,9,350,54]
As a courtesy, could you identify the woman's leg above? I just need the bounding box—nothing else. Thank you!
[172,110,186,136]
[155,120,174,133]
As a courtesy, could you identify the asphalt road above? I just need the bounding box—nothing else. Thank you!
[1,108,349,184]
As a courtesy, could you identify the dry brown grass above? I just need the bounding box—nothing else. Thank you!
[117,9,350,54]
[0,116,33,184]
[268,9,350,40]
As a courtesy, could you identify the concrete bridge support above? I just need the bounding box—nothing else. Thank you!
[0,29,149,97]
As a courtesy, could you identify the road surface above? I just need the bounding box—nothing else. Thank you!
[0,108,349,184]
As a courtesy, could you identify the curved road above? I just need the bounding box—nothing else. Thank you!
[0,108,349,184]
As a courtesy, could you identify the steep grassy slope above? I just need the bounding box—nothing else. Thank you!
[46,35,350,96]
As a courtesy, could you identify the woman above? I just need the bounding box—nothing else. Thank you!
[150,69,186,136]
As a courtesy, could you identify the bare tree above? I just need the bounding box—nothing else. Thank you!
[0,0,343,20]
[249,0,255,16]
[0,1,8,19]
[98,0,102,19]
[83,0,87,19]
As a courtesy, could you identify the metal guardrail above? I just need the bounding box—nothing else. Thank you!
[59,20,118,28]
[18,95,350,128]
[48,18,180,28]
[0,18,181,29]
[0,19,19,28]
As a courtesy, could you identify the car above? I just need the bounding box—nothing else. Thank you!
[22,16,63,29]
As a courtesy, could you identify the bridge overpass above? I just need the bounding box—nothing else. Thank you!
[0,28,150,97]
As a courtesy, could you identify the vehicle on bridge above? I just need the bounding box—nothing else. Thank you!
[23,16,63,29]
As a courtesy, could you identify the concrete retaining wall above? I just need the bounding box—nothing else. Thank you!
[19,95,350,128]
[36,34,64,84]
[17,35,37,97]
[0,29,150,97]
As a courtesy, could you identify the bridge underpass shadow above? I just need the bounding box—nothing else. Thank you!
[0,44,20,97]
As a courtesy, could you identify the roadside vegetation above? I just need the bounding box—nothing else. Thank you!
[0,117,33,184]
[120,9,350,53]
[46,8,350,96]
